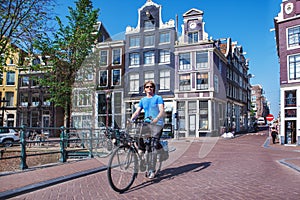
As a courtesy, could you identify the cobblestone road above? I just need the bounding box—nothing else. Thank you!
[7,133,300,200]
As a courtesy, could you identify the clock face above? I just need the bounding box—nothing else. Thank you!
[189,22,197,29]
[285,2,293,14]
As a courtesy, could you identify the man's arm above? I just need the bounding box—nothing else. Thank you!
[130,107,142,121]
[153,103,165,123]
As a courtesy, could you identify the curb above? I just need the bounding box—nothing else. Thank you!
[263,137,300,173]
[0,166,107,199]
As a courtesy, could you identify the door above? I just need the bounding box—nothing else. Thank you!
[189,114,196,137]
[285,120,296,144]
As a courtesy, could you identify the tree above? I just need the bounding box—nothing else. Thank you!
[0,0,55,63]
[35,0,100,128]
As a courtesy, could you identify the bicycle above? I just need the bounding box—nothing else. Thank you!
[107,118,168,193]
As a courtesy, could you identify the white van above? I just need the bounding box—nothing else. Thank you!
[257,117,265,125]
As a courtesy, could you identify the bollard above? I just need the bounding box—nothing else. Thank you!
[59,126,67,162]
[20,126,28,170]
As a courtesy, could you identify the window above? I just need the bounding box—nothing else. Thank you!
[188,32,198,44]
[112,48,121,65]
[144,51,154,65]
[129,36,140,48]
[6,71,15,85]
[43,95,51,106]
[144,71,154,83]
[20,93,28,107]
[86,67,94,80]
[179,73,191,91]
[177,102,186,130]
[144,20,155,30]
[285,90,296,107]
[196,73,208,90]
[159,32,170,43]
[5,92,14,107]
[288,54,300,80]
[0,71,3,85]
[32,77,38,87]
[288,26,300,48]
[73,90,91,107]
[179,53,190,70]
[159,50,170,63]
[144,35,155,47]
[31,111,39,127]
[112,69,121,86]
[99,70,108,87]
[97,93,107,115]
[72,115,92,128]
[32,58,41,65]
[100,50,108,66]
[32,95,39,107]
[285,109,297,117]
[129,73,139,92]
[114,92,122,128]
[160,70,170,91]
[129,53,140,66]
[76,67,93,81]
[214,75,219,93]
[199,101,208,130]
[21,76,29,87]
[196,51,208,68]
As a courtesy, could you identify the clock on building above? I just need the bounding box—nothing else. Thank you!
[189,22,197,29]
[285,2,293,14]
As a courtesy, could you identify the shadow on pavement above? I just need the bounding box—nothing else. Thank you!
[127,162,211,193]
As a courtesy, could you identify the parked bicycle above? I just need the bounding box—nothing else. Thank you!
[107,118,169,193]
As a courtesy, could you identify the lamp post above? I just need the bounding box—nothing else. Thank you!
[106,91,111,128]
[0,98,9,127]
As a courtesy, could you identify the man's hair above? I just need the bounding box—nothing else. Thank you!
[144,80,156,93]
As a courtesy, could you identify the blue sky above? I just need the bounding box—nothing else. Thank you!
[56,0,282,117]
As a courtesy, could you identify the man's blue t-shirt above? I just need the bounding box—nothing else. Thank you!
[139,95,164,126]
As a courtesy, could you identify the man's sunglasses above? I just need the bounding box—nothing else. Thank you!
[145,85,154,88]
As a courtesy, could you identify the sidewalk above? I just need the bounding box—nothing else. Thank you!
[0,134,300,199]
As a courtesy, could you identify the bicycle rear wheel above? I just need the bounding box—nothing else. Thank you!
[107,145,138,193]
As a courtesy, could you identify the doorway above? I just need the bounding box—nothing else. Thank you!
[189,114,196,137]
[285,120,297,144]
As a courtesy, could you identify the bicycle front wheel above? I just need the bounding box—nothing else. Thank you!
[107,145,138,193]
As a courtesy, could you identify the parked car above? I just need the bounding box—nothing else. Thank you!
[0,128,20,147]
[257,117,266,125]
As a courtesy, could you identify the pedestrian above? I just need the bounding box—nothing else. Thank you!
[130,81,165,179]
[271,127,278,144]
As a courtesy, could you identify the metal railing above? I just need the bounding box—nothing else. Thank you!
[0,126,118,171]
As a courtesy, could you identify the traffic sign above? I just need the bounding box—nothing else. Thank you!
[266,114,274,121]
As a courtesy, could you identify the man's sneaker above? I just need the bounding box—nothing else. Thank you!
[148,170,155,179]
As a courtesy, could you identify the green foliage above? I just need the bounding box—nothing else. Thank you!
[34,0,99,119]
[0,0,55,56]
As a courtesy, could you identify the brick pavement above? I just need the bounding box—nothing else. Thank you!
[1,130,300,199]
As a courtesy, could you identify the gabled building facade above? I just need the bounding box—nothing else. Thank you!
[0,44,27,127]
[71,23,127,130]
[123,0,177,134]
[274,0,300,145]
[71,0,252,138]
[17,56,63,132]
[71,40,125,129]
[174,9,228,137]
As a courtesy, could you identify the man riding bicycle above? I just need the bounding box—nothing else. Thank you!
[130,81,165,179]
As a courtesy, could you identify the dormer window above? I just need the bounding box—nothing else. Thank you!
[188,32,198,44]
[144,20,155,30]
[32,58,41,65]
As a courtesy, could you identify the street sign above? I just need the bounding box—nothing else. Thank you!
[266,114,274,121]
